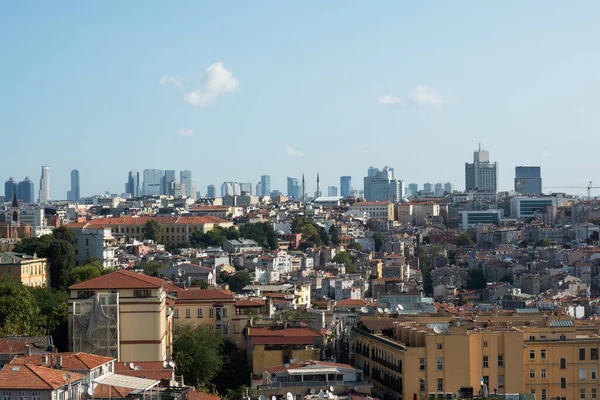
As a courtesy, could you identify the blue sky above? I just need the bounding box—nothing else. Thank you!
[2,1,600,198]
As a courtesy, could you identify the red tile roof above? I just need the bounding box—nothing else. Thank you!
[0,337,46,354]
[0,364,85,389]
[176,288,234,301]
[94,384,134,398]
[235,299,265,307]
[69,269,166,290]
[68,216,230,228]
[114,361,174,381]
[248,327,323,345]
[188,390,222,400]
[11,352,114,370]
[334,299,370,308]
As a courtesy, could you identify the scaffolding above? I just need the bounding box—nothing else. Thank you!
[72,293,119,359]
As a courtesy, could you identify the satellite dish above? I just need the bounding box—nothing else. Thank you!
[329,386,334,393]
[134,366,141,370]
[62,372,72,382]
[377,307,383,313]
[168,361,175,368]
[87,387,94,396]
[310,389,316,395]
[318,391,325,399]
[397,304,404,311]
[287,392,294,400]
[384,308,391,314]
[272,396,277,400]
[259,396,266,400]
[480,378,485,386]
[284,363,290,368]
[354,386,360,392]
[129,362,135,370]
[163,361,168,369]
[328,393,335,399]
[360,306,369,313]
[433,326,443,334]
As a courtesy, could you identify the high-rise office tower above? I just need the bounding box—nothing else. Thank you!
[340,176,351,197]
[206,185,216,198]
[180,170,192,199]
[67,169,81,201]
[143,169,163,196]
[515,166,542,195]
[17,177,34,203]
[363,166,401,202]
[255,182,262,197]
[162,170,176,195]
[39,166,50,203]
[443,182,454,194]
[260,175,270,196]
[328,186,338,196]
[239,182,252,195]
[423,183,433,193]
[221,182,241,197]
[465,145,499,193]
[287,177,301,199]
[434,183,444,197]
[126,170,140,197]
[190,181,197,200]
[408,183,418,197]
[4,177,17,203]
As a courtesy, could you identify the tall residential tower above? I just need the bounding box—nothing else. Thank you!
[39,165,50,203]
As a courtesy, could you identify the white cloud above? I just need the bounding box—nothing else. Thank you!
[177,128,194,137]
[184,62,239,108]
[377,94,401,105]
[409,86,444,106]
[159,75,183,90]
[285,145,304,157]
[160,62,239,108]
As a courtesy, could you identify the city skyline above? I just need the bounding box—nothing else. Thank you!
[3,3,600,196]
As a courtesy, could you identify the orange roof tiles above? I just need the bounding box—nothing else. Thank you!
[67,215,229,228]
[114,361,174,381]
[69,269,166,290]
[188,390,222,400]
[11,352,114,370]
[248,326,324,345]
[235,299,265,307]
[94,384,134,398]
[176,288,234,301]
[334,299,370,308]
[0,364,85,389]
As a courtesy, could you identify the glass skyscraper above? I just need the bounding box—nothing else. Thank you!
[465,145,498,193]
[17,177,34,203]
[340,176,351,197]
[515,166,542,195]
[260,175,270,196]
[67,169,81,201]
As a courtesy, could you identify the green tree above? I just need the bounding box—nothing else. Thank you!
[144,220,163,242]
[191,228,227,248]
[214,340,251,395]
[373,233,385,252]
[228,270,252,293]
[466,268,487,289]
[13,235,53,256]
[191,279,209,289]
[142,262,164,277]
[67,260,105,286]
[52,226,75,245]
[29,288,69,350]
[455,232,474,247]
[47,239,76,290]
[535,238,552,248]
[0,278,44,336]
[238,222,278,250]
[332,251,356,273]
[329,225,340,246]
[346,242,363,251]
[173,325,224,388]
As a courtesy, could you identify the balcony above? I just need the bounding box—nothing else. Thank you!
[261,380,367,389]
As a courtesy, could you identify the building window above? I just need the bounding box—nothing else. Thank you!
[580,348,586,361]
[437,343,443,350]
[77,291,95,299]
[541,349,546,359]
[540,335,546,340]
[419,379,426,392]
[197,309,203,318]
[3,392,10,400]
[579,369,586,380]
[185,309,190,318]
[437,358,443,370]
[483,356,489,368]
[223,308,228,317]
[18,394,25,400]
[560,358,566,369]
[223,325,228,334]
[560,334,566,340]
[134,289,151,298]
[483,341,488,347]
[86,238,89,246]
[234,324,239,334]
[498,375,504,388]
[437,379,444,391]
[419,358,425,370]
[174,309,179,318]
[560,377,566,389]
[530,389,536,396]
[210,308,214,317]
[498,355,504,367]
[541,369,547,379]
[592,348,599,360]
[32,394,40,400]
[591,388,597,400]
[541,389,547,400]
[482,376,489,387]
[529,335,535,340]
[530,369,535,379]
[529,350,535,359]
[580,389,586,400]
[591,369,597,380]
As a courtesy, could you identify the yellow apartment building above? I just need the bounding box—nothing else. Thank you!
[351,313,600,400]
[172,288,237,339]
[0,252,49,287]
[68,269,173,362]
[349,202,395,221]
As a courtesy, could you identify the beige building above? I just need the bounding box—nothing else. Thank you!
[351,313,600,400]
[397,202,441,226]
[0,252,49,287]
[350,202,395,221]
[68,270,173,362]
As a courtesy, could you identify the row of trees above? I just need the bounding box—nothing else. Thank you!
[189,223,278,250]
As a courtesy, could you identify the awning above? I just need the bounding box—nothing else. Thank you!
[94,373,160,391]
[287,367,339,374]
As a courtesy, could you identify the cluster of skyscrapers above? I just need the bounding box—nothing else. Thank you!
[126,169,195,199]
[363,166,405,202]
[4,176,35,203]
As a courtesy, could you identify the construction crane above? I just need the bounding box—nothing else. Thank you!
[543,181,600,199]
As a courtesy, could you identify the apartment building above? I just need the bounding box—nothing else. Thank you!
[172,288,236,339]
[69,216,233,247]
[68,223,118,268]
[350,314,600,400]
[0,252,49,287]
[0,364,86,400]
[68,270,173,362]
[349,202,395,221]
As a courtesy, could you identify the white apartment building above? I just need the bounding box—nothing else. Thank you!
[69,223,118,268]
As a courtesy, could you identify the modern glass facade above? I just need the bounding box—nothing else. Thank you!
[515,166,542,195]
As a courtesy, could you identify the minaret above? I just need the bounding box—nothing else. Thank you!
[316,173,320,197]
[301,174,306,201]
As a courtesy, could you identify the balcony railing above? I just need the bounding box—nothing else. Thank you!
[261,380,367,389]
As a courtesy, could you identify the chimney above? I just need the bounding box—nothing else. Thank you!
[50,355,54,368]
[24,345,31,356]
[57,355,63,369]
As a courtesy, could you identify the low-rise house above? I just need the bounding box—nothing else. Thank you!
[222,239,262,254]
[158,263,216,286]
[0,364,85,399]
